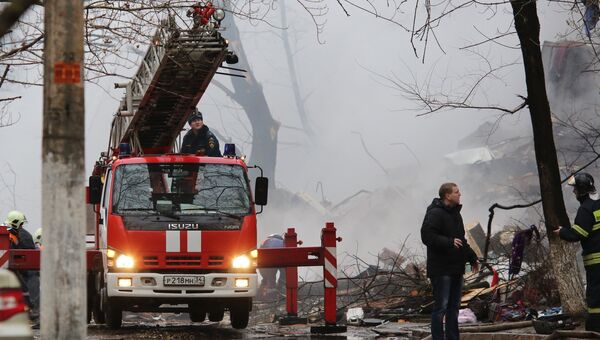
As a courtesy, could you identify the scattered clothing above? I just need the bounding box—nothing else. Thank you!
[509,225,540,277]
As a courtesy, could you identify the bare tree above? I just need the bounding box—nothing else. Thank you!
[390,0,590,314]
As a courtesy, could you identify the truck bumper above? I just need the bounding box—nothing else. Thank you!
[106,272,257,298]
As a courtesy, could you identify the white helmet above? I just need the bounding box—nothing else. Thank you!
[5,210,27,230]
[33,228,42,246]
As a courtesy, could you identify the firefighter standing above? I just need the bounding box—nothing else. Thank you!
[258,234,286,299]
[554,172,600,332]
[180,109,222,157]
[6,210,35,249]
[5,210,40,322]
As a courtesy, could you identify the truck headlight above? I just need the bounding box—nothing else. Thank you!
[232,255,251,268]
[116,254,134,268]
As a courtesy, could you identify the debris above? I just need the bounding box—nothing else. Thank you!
[465,222,487,258]
[546,330,600,339]
[538,307,563,317]
[458,308,478,324]
[489,302,529,322]
[421,320,535,339]
[532,314,577,334]
[346,307,364,325]
[371,322,430,336]
[444,146,495,165]
[460,320,534,333]
[362,318,385,326]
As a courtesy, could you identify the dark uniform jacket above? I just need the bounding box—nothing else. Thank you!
[421,198,478,278]
[559,196,600,330]
[559,196,600,265]
[10,228,36,249]
[181,125,221,157]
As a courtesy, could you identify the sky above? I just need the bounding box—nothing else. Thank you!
[0,1,581,261]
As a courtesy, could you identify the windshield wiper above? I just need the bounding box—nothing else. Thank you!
[182,207,243,220]
[118,208,180,220]
[206,210,243,220]
[119,208,155,212]
[155,209,180,220]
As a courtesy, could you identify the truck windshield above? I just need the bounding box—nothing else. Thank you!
[112,163,251,218]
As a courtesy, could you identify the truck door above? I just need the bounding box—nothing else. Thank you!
[99,169,112,249]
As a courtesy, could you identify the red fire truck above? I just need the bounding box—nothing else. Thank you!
[85,15,267,329]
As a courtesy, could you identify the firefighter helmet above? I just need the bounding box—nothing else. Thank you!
[567,172,596,194]
[4,210,27,229]
[33,228,42,246]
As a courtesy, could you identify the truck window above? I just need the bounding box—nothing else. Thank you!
[111,163,251,221]
[101,169,112,209]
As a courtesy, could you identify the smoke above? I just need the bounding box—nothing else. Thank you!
[0,2,578,259]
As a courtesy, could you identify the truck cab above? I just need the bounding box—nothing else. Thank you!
[87,152,267,329]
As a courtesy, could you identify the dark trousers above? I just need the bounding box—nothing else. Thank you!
[430,275,463,340]
[586,265,600,332]
[259,267,285,289]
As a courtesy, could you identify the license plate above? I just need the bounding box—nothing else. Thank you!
[163,275,205,286]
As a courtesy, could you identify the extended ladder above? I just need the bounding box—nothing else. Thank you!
[109,17,229,155]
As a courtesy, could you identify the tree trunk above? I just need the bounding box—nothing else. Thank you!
[510,0,586,315]
[280,2,314,138]
[222,12,279,182]
[42,0,87,338]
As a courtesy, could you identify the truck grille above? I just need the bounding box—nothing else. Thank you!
[140,255,227,267]
[166,256,202,266]
[208,256,224,266]
[143,256,159,266]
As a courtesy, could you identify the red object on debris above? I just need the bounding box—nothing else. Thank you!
[491,267,499,287]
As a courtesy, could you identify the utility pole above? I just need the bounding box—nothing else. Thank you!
[42,0,86,338]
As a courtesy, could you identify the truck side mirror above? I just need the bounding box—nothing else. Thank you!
[254,177,268,206]
[88,175,103,205]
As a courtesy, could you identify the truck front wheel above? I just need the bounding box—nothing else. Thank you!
[208,309,224,322]
[188,303,206,322]
[104,300,122,329]
[92,291,105,324]
[92,274,105,324]
[229,298,251,329]
[101,288,122,329]
[229,305,249,329]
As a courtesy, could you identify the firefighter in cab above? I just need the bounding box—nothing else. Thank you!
[554,172,600,332]
[181,109,222,157]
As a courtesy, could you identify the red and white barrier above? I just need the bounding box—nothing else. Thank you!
[0,226,9,269]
